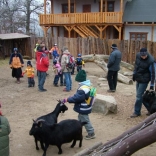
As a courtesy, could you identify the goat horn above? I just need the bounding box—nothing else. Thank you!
[36,119,45,123]
[32,119,36,123]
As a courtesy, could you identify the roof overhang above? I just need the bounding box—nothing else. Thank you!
[0,33,30,40]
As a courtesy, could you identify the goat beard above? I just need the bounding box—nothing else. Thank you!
[0,110,2,115]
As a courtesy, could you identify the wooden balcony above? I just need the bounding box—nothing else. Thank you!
[39,12,123,26]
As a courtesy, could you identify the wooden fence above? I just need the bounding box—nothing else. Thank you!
[31,37,156,64]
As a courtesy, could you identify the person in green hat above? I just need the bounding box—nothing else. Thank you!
[61,70,96,140]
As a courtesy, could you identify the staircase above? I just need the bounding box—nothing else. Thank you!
[73,26,98,38]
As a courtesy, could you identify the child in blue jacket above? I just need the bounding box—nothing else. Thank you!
[62,70,96,140]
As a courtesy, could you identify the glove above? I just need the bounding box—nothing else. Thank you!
[132,74,136,82]
[21,73,24,77]
[61,98,67,103]
[150,86,154,90]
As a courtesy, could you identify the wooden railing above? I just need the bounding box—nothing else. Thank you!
[39,12,123,25]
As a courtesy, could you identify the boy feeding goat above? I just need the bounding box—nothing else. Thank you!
[61,70,96,140]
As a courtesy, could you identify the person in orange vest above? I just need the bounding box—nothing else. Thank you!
[49,43,60,61]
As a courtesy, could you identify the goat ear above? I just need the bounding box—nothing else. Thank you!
[57,99,61,102]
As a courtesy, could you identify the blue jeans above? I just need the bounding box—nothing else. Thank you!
[134,82,150,115]
[63,72,72,91]
[53,73,63,85]
[38,71,46,90]
[77,65,82,72]
[78,114,94,134]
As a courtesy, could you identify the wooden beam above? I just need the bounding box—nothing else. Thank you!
[51,0,53,14]
[119,26,121,40]
[68,0,70,13]
[105,0,107,12]
[120,0,123,13]
[42,26,50,37]
[113,25,119,32]
[151,24,154,42]
[44,0,46,14]
[100,0,103,13]
[74,0,76,12]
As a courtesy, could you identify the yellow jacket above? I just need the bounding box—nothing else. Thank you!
[23,66,34,77]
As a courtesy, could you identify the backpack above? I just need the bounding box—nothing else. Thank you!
[76,57,82,65]
[66,55,75,69]
[80,85,97,106]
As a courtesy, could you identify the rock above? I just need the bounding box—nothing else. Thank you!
[88,75,97,78]
[92,94,117,115]
[98,78,107,81]
[99,83,108,87]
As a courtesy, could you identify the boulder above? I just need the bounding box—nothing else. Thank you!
[92,94,117,115]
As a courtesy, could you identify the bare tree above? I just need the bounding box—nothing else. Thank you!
[0,0,44,35]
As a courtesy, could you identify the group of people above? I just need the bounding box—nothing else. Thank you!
[9,43,85,92]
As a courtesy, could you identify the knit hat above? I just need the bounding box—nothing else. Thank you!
[75,70,87,82]
[111,44,117,49]
[27,60,32,66]
[140,48,148,56]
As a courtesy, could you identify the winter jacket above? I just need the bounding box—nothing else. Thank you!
[107,48,122,71]
[36,51,49,72]
[134,52,154,83]
[23,66,35,78]
[67,80,93,114]
[149,61,156,88]
[9,53,24,68]
[50,47,59,58]
[61,50,72,72]
[0,116,11,156]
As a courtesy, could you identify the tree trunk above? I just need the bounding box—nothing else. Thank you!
[100,113,156,156]
[105,121,156,156]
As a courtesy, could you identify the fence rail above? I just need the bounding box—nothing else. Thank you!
[31,37,156,64]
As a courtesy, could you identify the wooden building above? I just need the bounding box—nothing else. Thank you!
[40,0,125,40]
[40,0,156,41]
[123,0,156,42]
[0,33,31,58]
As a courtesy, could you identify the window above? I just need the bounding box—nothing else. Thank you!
[130,32,148,41]
[99,1,115,12]
[62,3,74,13]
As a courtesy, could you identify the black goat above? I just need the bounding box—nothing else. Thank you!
[30,100,68,150]
[29,119,86,156]
[142,90,156,114]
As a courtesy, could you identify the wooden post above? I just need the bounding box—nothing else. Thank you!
[74,0,76,12]
[68,0,70,13]
[51,0,53,14]
[151,24,154,42]
[119,26,121,40]
[100,0,103,13]
[44,0,46,14]
[120,0,123,13]
[105,0,107,12]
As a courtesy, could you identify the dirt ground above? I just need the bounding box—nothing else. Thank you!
[0,60,156,156]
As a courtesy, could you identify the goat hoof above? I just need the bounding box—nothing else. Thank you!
[36,147,39,150]
[58,151,62,154]
[70,145,74,148]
